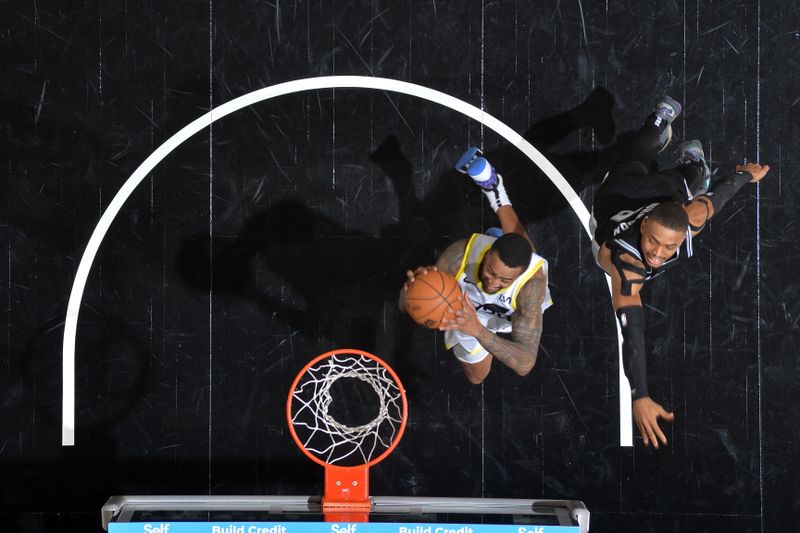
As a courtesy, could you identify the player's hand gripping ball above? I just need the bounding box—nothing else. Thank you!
[405,270,464,329]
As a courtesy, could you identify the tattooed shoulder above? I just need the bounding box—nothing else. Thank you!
[516,270,547,312]
[436,239,467,276]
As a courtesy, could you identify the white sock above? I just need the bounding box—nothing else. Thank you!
[482,173,512,212]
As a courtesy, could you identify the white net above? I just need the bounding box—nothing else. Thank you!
[289,351,406,466]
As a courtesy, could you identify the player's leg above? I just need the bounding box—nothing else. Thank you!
[455,147,530,244]
[591,97,684,236]
[622,95,683,165]
[455,147,511,211]
[449,339,493,384]
[459,355,493,385]
[653,140,711,201]
[673,139,711,196]
[595,96,684,200]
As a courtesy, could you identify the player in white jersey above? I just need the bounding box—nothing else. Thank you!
[399,148,552,384]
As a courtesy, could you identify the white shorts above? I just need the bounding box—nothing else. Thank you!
[444,330,491,364]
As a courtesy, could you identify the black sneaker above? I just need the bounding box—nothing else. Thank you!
[653,95,682,152]
[678,139,711,195]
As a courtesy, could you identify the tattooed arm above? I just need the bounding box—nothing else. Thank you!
[435,239,468,276]
[442,269,546,376]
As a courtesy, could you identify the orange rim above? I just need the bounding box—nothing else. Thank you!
[286,348,408,468]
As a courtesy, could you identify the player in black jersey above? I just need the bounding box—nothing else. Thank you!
[591,96,770,448]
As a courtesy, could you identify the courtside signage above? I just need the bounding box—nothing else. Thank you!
[107,522,579,533]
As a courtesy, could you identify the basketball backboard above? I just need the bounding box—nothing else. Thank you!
[101,350,590,533]
[101,494,590,532]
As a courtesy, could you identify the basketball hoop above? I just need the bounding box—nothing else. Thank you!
[286,349,408,522]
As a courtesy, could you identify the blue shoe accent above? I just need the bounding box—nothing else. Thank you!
[455,147,498,189]
[467,157,498,189]
[455,146,482,173]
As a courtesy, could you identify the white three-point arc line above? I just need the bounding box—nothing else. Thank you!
[61,75,631,447]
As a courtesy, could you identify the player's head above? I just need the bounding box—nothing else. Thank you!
[640,201,689,268]
[481,233,532,293]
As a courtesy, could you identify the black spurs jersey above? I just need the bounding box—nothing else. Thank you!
[592,202,694,282]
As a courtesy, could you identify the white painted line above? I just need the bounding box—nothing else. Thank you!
[62,75,631,446]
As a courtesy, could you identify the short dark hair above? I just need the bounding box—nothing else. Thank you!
[490,233,532,269]
[648,201,688,232]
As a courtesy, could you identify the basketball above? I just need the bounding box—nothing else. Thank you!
[405,270,464,329]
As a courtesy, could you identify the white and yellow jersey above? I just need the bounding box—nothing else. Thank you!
[444,233,552,359]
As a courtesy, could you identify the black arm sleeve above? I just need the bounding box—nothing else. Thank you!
[702,171,753,214]
[616,305,648,400]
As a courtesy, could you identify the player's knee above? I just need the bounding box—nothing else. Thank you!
[462,364,490,385]
[466,373,486,385]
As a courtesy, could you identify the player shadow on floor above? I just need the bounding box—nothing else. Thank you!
[177,199,395,351]
[480,86,632,224]
[176,198,457,396]
[369,86,634,383]
[373,86,631,236]
[177,86,627,386]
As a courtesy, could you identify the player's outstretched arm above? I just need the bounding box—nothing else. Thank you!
[686,162,770,236]
[440,270,546,376]
[601,245,674,448]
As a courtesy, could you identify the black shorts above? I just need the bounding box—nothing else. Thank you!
[592,163,691,234]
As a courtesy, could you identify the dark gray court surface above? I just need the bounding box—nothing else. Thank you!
[3,2,799,532]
